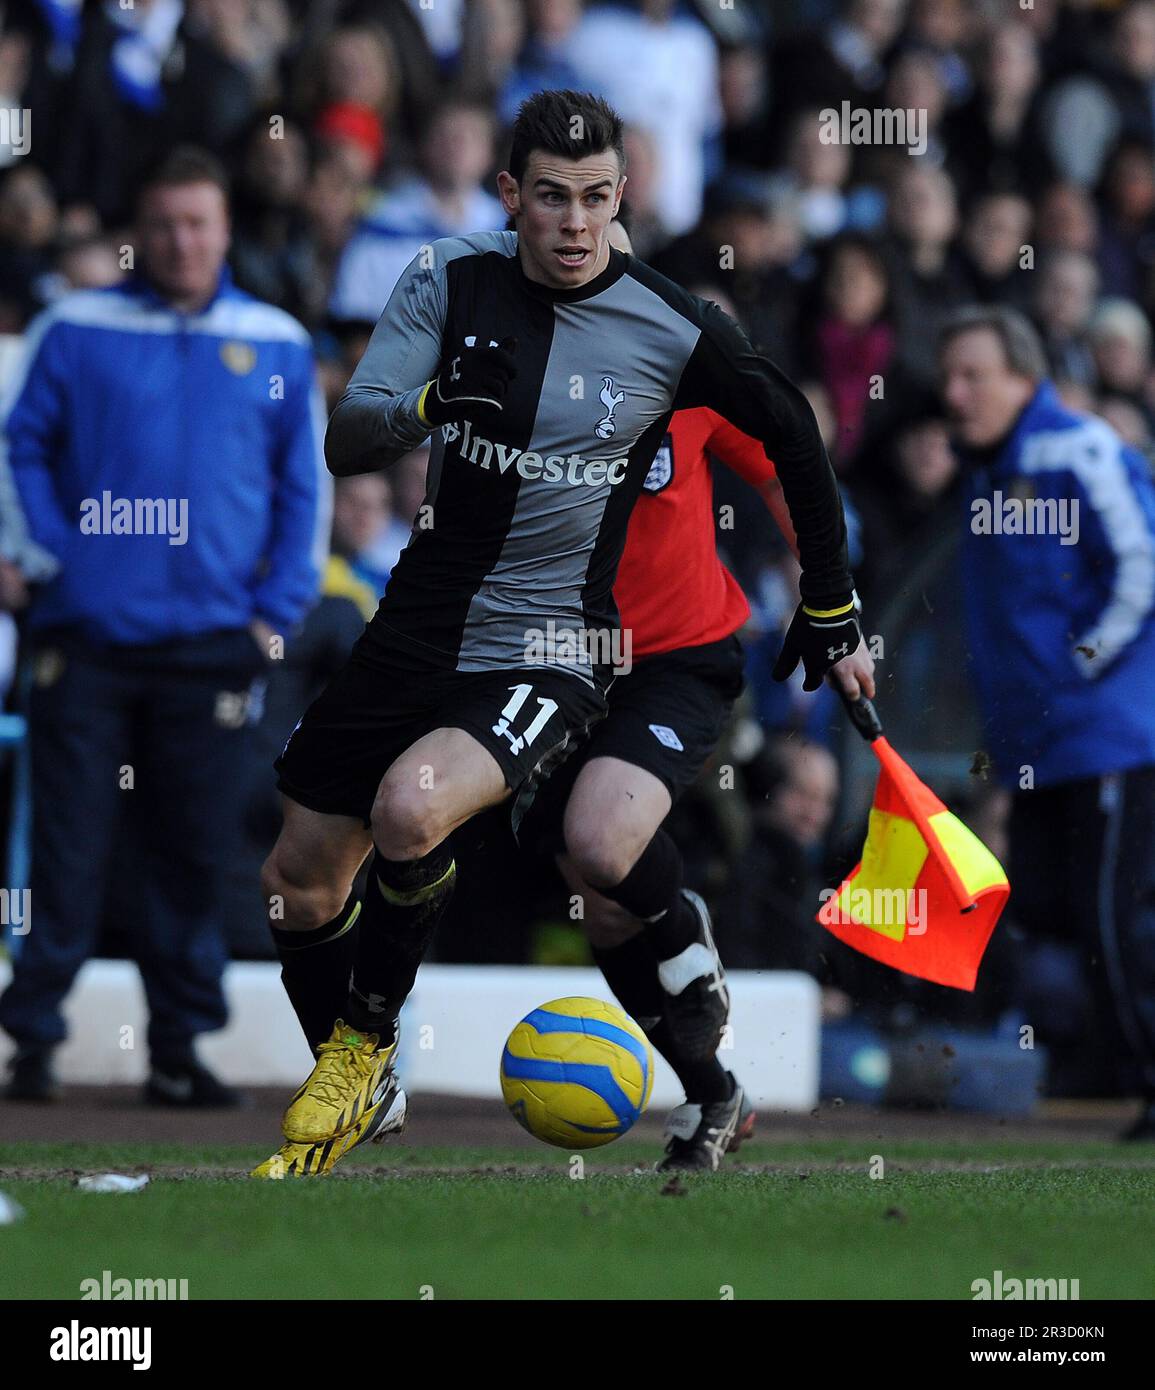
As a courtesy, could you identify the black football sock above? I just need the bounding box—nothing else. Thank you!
[593,934,732,1105]
[271,892,361,1054]
[595,829,699,961]
[345,845,456,1039]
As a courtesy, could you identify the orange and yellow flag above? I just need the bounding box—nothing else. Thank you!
[816,737,1009,991]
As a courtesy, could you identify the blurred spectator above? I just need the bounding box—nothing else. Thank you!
[52,0,255,223]
[567,0,722,236]
[617,126,668,262]
[1095,138,1155,303]
[956,191,1032,308]
[771,0,908,128]
[945,22,1050,203]
[1089,298,1153,422]
[884,163,967,386]
[718,42,772,173]
[717,736,840,973]
[0,147,326,1106]
[309,22,399,181]
[186,0,290,102]
[1041,72,1120,192]
[299,153,367,326]
[460,0,526,104]
[1105,0,1155,148]
[903,0,974,106]
[1034,251,1099,388]
[328,98,504,322]
[46,234,126,298]
[1035,181,1099,258]
[854,413,960,603]
[766,108,855,245]
[882,47,949,167]
[0,27,33,169]
[327,472,409,614]
[800,233,898,466]
[1098,395,1154,457]
[497,0,586,125]
[941,305,1155,1138]
[316,315,375,412]
[654,178,804,367]
[229,115,315,321]
[389,444,431,531]
[0,165,60,309]
[406,0,464,72]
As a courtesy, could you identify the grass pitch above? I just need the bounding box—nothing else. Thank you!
[2,1139,1153,1300]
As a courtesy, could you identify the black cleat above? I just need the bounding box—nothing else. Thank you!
[145,1057,244,1109]
[5,1049,60,1102]
[656,889,730,1060]
[656,1073,753,1173]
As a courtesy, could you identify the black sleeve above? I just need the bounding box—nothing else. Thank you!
[673,297,852,608]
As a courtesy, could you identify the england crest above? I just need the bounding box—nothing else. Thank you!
[643,434,674,493]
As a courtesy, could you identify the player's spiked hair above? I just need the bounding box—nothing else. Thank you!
[507,89,626,185]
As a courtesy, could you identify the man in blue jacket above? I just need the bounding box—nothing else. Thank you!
[941,305,1155,1138]
[0,147,327,1105]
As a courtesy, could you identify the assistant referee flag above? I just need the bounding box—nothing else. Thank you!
[817,737,1009,990]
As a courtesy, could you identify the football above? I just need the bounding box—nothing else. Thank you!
[500,997,655,1149]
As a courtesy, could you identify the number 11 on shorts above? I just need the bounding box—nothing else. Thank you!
[492,683,559,756]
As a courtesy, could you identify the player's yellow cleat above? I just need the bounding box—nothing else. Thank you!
[252,1083,408,1178]
[281,1019,399,1144]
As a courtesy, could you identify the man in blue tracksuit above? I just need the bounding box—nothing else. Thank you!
[0,147,328,1104]
[941,305,1155,1138]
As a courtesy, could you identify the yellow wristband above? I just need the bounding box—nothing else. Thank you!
[417,380,434,427]
[802,600,855,619]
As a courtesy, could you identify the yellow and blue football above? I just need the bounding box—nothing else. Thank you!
[500,996,654,1149]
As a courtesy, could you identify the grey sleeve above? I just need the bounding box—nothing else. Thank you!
[325,254,448,477]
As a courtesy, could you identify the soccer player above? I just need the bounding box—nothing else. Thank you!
[253,89,862,1177]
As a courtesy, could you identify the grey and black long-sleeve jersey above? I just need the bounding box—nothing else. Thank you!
[327,230,851,686]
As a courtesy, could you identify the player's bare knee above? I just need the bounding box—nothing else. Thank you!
[260,851,346,931]
[371,782,446,861]
[564,823,639,891]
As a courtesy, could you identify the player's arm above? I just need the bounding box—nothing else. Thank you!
[1068,429,1155,678]
[325,254,448,478]
[253,351,330,633]
[705,408,874,698]
[704,411,798,557]
[675,301,860,690]
[326,251,517,478]
[4,315,73,573]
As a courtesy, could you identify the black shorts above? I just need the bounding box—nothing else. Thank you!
[522,634,746,845]
[275,648,607,831]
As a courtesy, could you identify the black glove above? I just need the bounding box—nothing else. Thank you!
[772,598,862,692]
[420,336,518,427]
